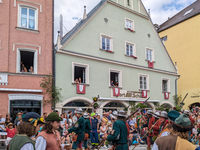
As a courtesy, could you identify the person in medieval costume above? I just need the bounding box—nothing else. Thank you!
[9,112,45,150]
[152,114,196,150]
[143,110,154,150]
[35,112,70,150]
[157,111,168,135]
[152,112,161,140]
[183,110,195,142]
[103,110,128,150]
[83,112,91,150]
[158,110,180,137]
[67,108,85,150]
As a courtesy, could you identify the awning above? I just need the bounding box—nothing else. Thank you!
[99,97,160,103]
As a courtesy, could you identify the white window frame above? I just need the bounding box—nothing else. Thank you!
[125,17,134,31]
[161,78,170,92]
[16,48,38,74]
[109,68,122,88]
[145,47,155,62]
[72,62,89,84]
[125,41,136,57]
[100,33,113,51]
[18,4,38,30]
[138,73,149,90]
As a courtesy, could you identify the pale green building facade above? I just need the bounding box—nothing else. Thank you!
[55,0,178,115]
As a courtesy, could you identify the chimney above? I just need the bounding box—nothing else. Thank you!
[148,9,151,18]
[60,14,63,39]
[175,62,179,74]
[83,6,87,20]
[56,31,62,50]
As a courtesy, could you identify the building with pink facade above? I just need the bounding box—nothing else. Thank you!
[0,0,53,118]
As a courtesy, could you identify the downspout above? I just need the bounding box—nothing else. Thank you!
[175,75,180,96]
[175,62,180,96]
[52,0,55,110]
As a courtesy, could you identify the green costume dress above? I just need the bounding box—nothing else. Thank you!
[107,120,128,150]
[84,118,92,149]
[68,116,85,149]
[9,134,35,150]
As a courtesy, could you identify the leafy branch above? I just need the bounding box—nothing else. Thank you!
[40,74,62,107]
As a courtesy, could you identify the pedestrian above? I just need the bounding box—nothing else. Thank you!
[66,108,85,150]
[152,114,196,150]
[103,110,128,150]
[83,112,91,150]
[35,112,69,150]
[9,112,45,150]
[90,113,99,149]
[143,110,154,150]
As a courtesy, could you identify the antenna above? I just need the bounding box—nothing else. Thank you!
[60,14,63,38]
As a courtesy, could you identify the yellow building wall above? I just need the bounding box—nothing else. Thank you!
[159,14,200,109]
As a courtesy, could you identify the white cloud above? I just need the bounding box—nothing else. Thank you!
[54,0,196,42]
[142,0,196,24]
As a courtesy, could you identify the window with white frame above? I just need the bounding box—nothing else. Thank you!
[109,69,122,87]
[139,74,149,90]
[17,49,38,74]
[125,18,134,30]
[72,63,89,84]
[146,48,154,61]
[100,34,113,51]
[125,42,136,56]
[18,5,38,30]
[162,78,170,92]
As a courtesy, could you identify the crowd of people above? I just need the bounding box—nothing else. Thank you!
[1,106,200,150]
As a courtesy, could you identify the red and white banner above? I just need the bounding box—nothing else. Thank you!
[164,92,169,99]
[77,84,86,94]
[148,61,154,68]
[142,90,147,98]
[113,88,120,96]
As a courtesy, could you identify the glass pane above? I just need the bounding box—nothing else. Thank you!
[150,50,152,61]
[21,8,27,27]
[130,45,133,55]
[29,20,35,29]
[21,8,27,18]
[140,76,143,89]
[102,37,105,50]
[106,38,110,50]
[144,77,147,89]
[21,18,27,28]
[126,45,129,55]
[29,9,35,20]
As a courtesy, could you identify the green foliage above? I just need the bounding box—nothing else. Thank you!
[173,95,182,106]
[40,74,62,107]
[93,103,99,109]
[174,105,182,112]
[136,103,147,108]
[129,102,137,112]
[154,102,170,112]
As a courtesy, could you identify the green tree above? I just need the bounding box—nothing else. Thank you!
[173,95,182,106]
[40,74,62,108]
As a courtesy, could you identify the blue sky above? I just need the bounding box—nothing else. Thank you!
[54,0,196,42]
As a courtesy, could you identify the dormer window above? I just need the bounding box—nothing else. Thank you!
[184,9,193,16]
